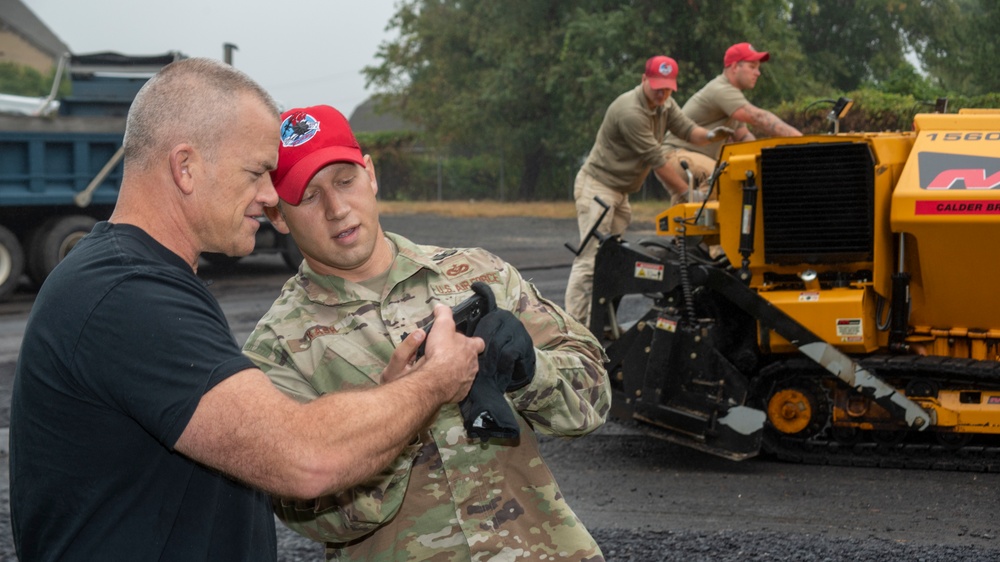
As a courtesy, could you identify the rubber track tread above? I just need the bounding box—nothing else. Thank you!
[763,354,1000,472]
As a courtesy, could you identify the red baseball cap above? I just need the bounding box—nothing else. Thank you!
[644,55,679,91]
[270,105,365,205]
[724,43,770,67]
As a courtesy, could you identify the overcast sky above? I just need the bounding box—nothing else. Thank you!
[20,0,400,117]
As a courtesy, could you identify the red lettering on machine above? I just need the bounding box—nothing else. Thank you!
[915,200,1000,214]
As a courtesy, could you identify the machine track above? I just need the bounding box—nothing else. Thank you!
[759,355,1000,472]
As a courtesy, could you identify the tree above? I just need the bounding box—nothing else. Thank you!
[907,0,1000,95]
[366,0,811,198]
[0,62,53,97]
[364,0,975,199]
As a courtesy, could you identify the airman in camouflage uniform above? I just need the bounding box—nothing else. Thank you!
[243,104,611,561]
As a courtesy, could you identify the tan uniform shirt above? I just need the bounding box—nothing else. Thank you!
[581,85,697,194]
[664,74,749,158]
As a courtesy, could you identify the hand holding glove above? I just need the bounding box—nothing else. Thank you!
[458,284,537,440]
[474,309,536,392]
[706,126,735,142]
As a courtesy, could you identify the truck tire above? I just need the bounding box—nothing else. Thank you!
[26,215,98,287]
[0,225,26,302]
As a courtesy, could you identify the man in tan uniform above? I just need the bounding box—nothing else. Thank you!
[564,55,732,328]
[663,42,803,201]
[244,105,612,561]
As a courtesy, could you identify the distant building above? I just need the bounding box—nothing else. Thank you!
[349,96,421,134]
[0,0,69,73]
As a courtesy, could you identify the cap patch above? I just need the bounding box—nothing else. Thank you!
[658,62,673,76]
[280,112,320,147]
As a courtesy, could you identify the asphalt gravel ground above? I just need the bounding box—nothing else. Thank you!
[2,213,999,561]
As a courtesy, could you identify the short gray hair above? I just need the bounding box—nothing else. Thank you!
[123,57,278,170]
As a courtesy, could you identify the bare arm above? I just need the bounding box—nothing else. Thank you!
[732,124,755,142]
[687,126,712,145]
[174,304,483,500]
[655,125,731,195]
[653,160,690,196]
[731,103,802,137]
[685,124,735,147]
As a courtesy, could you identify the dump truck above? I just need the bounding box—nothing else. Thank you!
[0,52,301,302]
[588,108,1000,471]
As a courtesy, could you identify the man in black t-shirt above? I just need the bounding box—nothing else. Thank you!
[9,58,484,561]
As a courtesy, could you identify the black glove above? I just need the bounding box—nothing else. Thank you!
[458,287,537,440]
[469,282,536,391]
[488,310,536,392]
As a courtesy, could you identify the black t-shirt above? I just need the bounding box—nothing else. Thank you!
[10,222,276,561]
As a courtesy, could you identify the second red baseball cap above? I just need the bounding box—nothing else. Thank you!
[270,105,365,205]
[724,43,770,67]
[644,55,679,91]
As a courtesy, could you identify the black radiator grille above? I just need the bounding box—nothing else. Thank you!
[760,142,874,264]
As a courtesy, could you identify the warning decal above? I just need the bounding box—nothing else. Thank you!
[656,316,677,332]
[836,318,862,342]
[635,261,664,281]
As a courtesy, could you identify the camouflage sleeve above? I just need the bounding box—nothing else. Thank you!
[243,324,420,543]
[498,262,611,436]
[272,441,421,543]
[242,326,321,403]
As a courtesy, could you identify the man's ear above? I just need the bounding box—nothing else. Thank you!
[264,205,291,234]
[169,144,197,195]
[364,154,378,197]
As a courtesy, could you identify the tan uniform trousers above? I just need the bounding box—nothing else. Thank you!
[663,148,716,206]
[564,170,631,327]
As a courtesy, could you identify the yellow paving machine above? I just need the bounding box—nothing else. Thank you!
[588,109,1000,469]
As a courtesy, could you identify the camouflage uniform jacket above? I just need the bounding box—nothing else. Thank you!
[243,232,611,561]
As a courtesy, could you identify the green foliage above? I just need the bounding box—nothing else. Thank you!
[359,129,512,201]
[777,89,1000,135]
[936,93,1000,113]
[865,65,944,100]
[363,0,995,200]
[790,0,914,93]
[0,61,73,101]
[357,130,421,201]
[777,90,918,133]
[0,62,48,96]
[903,0,994,95]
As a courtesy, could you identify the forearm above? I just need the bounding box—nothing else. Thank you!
[733,125,755,142]
[287,367,445,497]
[177,365,446,501]
[653,161,690,195]
[273,439,421,542]
[743,105,802,137]
[223,305,480,499]
[688,126,712,145]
